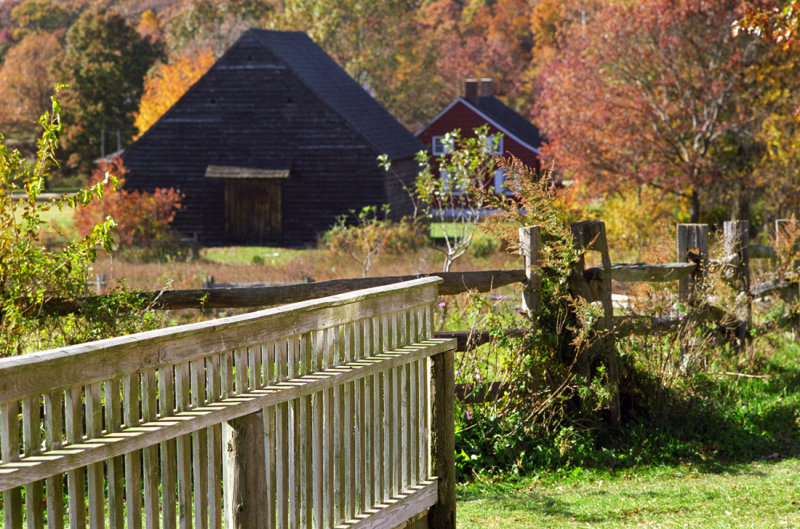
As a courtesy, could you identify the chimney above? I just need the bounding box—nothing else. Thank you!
[462,78,478,103]
[479,78,493,98]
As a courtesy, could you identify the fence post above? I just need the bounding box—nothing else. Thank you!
[428,349,455,529]
[677,224,709,303]
[519,226,542,314]
[223,411,267,529]
[724,220,751,348]
[569,220,620,428]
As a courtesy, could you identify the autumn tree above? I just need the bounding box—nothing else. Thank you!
[163,0,273,57]
[0,31,63,152]
[58,10,163,177]
[135,48,215,136]
[267,0,443,128]
[9,0,76,40]
[537,0,777,222]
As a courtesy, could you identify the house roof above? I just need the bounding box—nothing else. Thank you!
[420,95,543,154]
[249,29,422,160]
[468,96,543,152]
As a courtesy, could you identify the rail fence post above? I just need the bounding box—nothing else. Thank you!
[677,224,709,303]
[775,219,800,336]
[223,411,268,529]
[724,220,751,349]
[569,220,620,428]
[519,226,542,314]
[428,349,456,529]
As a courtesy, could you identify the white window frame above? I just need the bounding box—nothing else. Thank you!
[494,168,510,195]
[484,134,503,155]
[441,170,464,196]
[432,135,453,156]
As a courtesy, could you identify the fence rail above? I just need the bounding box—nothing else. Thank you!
[0,278,457,529]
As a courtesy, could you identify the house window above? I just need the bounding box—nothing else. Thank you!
[484,135,503,155]
[441,170,464,195]
[432,135,453,155]
[494,168,510,194]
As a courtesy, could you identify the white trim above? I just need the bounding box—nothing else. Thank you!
[484,135,503,155]
[431,135,452,155]
[416,98,541,155]
[415,99,462,137]
[494,168,510,195]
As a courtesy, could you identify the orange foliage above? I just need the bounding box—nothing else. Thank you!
[134,48,215,136]
[74,158,183,248]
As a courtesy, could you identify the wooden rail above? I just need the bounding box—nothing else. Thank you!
[0,278,457,529]
[42,269,527,315]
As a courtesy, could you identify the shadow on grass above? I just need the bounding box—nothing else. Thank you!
[607,354,800,474]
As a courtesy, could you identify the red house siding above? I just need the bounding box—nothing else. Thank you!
[416,100,541,172]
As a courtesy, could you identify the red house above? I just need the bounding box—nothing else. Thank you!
[416,78,542,194]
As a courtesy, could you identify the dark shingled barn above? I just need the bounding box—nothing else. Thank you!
[122,29,423,245]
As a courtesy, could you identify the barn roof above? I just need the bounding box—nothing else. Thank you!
[249,29,422,160]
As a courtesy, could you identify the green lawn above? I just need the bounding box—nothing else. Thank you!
[458,458,800,528]
[201,245,307,266]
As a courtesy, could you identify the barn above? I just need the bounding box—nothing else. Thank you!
[121,29,423,246]
[415,78,542,193]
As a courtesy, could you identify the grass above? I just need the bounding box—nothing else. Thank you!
[201,246,305,267]
[454,335,800,527]
[12,198,76,236]
[458,458,800,528]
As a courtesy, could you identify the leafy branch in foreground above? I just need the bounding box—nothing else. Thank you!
[0,91,159,355]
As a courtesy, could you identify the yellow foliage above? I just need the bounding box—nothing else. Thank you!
[588,185,686,262]
[134,49,215,137]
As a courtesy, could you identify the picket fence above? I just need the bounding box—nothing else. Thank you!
[0,277,457,529]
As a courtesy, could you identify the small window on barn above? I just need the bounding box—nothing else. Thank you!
[432,135,453,156]
[484,135,503,155]
[494,168,510,195]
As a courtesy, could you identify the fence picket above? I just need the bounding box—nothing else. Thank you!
[191,360,208,529]
[84,383,103,529]
[23,395,45,529]
[205,355,222,529]
[44,391,65,529]
[157,367,177,529]
[65,386,86,529]
[123,374,143,529]
[175,363,192,529]
[3,400,23,529]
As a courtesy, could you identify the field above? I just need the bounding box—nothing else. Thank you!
[458,458,800,528]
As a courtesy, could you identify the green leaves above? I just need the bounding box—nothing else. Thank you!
[0,93,154,354]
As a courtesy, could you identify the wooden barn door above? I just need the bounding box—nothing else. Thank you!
[224,179,282,243]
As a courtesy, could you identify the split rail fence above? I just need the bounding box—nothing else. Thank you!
[0,278,457,529]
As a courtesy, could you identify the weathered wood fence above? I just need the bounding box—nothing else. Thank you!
[0,278,457,529]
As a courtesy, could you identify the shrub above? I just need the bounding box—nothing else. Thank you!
[322,205,392,277]
[0,91,161,354]
[73,156,183,249]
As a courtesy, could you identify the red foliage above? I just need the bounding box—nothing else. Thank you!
[536,0,778,221]
[73,157,183,247]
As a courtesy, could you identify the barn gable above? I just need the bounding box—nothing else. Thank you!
[122,29,422,245]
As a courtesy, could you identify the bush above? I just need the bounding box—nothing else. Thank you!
[73,156,183,249]
[0,92,161,354]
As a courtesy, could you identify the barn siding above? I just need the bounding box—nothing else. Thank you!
[122,32,417,246]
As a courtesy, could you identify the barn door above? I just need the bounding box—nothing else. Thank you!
[223,179,282,243]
